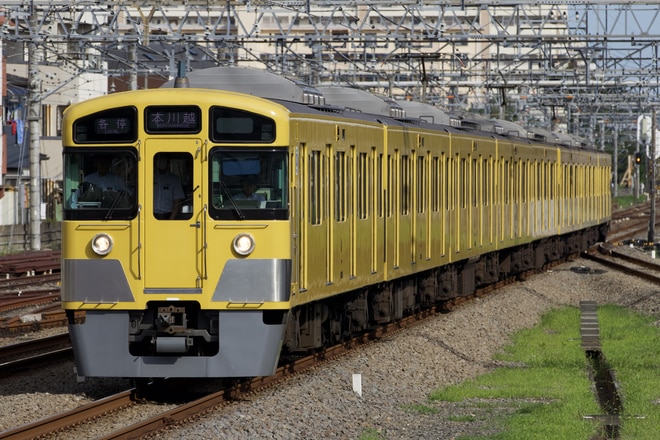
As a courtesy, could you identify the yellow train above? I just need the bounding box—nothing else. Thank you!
[61,67,611,378]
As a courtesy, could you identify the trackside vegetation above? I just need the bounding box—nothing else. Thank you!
[422,306,660,440]
[612,193,648,209]
[596,305,660,439]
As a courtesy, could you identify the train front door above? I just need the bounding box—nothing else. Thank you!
[144,144,203,290]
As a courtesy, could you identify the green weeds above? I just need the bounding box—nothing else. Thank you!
[431,306,660,439]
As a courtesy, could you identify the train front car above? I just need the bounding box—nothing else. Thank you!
[61,89,292,378]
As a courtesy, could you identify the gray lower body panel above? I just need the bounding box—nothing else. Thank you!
[69,310,285,378]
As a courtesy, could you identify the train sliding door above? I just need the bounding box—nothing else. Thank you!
[143,142,203,290]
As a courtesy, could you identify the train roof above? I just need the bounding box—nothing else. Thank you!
[160,66,595,149]
[551,131,592,148]
[491,119,527,138]
[315,86,405,119]
[395,101,524,139]
[161,66,326,106]
[526,126,558,143]
[396,100,451,126]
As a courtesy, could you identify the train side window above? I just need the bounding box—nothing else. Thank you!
[152,153,192,221]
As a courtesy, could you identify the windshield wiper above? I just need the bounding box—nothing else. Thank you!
[220,181,244,220]
[104,190,128,220]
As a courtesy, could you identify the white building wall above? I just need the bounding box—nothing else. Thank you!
[6,62,107,183]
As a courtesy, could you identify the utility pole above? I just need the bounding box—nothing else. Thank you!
[613,124,618,197]
[635,140,640,201]
[27,1,41,251]
[649,108,656,244]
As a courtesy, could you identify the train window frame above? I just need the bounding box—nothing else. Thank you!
[72,107,138,144]
[152,152,194,221]
[62,147,139,221]
[208,147,289,221]
[416,154,425,214]
[401,154,410,215]
[209,106,276,143]
[310,150,323,225]
[334,150,346,222]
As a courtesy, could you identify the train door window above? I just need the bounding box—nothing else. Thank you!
[542,161,547,201]
[324,147,331,221]
[431,156,439,212]
[63,148,138,220]
[358,152,368,219]
[503,159,510,204]
[550,162,555,200]
[536,161,542,202]
[443,153,449,211]
[401,154,410,215]
[483,156,491,207]
[309,150,322,225]
[460,156,467,209]
[523,160,528,202]
[472,156,478,208]
[416,155,425,213]
[335,151,346,222]
[386,154,394,217]
[208,147,289,221]
[530,161,536,202]
[377,153,383,217]
[152,153,192,220]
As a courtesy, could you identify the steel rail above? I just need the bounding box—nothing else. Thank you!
[0,391,137,440]
[584,246,660,286]
[0,293,61,313]
[0,333,71,375]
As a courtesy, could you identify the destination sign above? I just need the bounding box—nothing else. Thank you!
[74,107,137,143]
[94,117,132,135]
[145,106,201,133]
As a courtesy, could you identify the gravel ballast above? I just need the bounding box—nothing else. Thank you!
[1,255,659,439]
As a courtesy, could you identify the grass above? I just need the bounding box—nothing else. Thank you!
[612,193,648,209]
[358,427,386,440]
[596,305,660,439]
[359,305,660,439]
[429,307,601,439]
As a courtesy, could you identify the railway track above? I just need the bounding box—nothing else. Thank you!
[0,255,573,439]
[0,250,60,278]
[0,273,61,291]
[585,243,660,294]
[0,390,137,440]
[0,333,71,375]
[607,201,660,244]
[0,306,80,336]
[611,201,650,221]
[0,252,66,335]
[0,206,657,438]
[0,306,440,439]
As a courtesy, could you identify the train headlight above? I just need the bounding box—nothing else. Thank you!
[232,233,255,256]
[91,233,113,256]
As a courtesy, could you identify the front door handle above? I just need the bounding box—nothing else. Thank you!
[190,221,200,228]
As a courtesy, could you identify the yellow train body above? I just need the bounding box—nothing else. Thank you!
[61,83,610,378]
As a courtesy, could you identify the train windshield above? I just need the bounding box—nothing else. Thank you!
[209,148,288,221]
[62,149,138,220]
